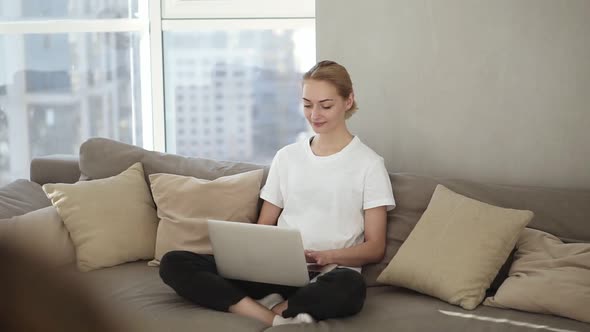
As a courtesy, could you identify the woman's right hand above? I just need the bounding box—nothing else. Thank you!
[304,250,335,266]
[304,250,317,263]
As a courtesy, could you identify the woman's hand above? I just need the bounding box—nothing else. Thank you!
[302,206,388,268]
[304,250,334,266]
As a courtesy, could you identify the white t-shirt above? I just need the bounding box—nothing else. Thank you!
[260,135,396,272]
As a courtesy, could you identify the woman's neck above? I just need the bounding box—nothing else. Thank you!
[311,129,354,156]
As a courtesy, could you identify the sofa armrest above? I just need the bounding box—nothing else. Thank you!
[30,155,81,186]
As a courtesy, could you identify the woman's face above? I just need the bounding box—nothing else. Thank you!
[302,79,352,134]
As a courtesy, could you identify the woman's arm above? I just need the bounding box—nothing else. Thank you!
[305,206,387,267]
[257,200,282,226]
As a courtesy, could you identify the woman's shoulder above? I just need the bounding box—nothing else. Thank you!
[353,137,385,163]
[274,138,308,160]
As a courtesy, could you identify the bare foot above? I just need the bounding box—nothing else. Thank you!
[229,297,275,326]
[272,300,288,316]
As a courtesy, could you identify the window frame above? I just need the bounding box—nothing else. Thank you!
[161,0,314,19]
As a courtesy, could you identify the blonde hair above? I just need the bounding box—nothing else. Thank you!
[303,60,358,119]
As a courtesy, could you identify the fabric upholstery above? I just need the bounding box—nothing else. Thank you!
[377,185,533,310]
[485,228,590,323]
[0,206,75,267]
[0,179,51,219]
[79,137,268,185]
[43,162,158,272]
[149,170,263,265]
[362,173,590,286]
[30,154,81,186]
[76,261,590,332]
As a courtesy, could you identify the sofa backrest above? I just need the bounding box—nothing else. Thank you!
[0,180,51,219]
[79,138,269,184]
[361,173,590,286]
[80,138,590,285]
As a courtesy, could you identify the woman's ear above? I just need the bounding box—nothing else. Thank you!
[346,92,355,110]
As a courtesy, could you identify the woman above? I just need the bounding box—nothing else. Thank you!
[159,60,396,326]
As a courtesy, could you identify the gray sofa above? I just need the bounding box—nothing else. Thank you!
[3,137,590,332]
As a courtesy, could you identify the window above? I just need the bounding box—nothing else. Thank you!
[0,0,315,185]
[0,1,139,21]
[0,1,148,183]
[0,108,8,184]
[162,1,315,164]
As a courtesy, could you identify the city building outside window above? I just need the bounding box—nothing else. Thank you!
[0,0,315,185]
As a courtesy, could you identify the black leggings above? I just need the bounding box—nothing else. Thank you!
[159,251,367,321]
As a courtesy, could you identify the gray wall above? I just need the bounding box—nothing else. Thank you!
[316,0,590,189]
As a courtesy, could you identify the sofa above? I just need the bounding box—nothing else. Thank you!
[2,137,589,332]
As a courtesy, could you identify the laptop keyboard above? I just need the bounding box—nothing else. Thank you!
[308,271,322,280]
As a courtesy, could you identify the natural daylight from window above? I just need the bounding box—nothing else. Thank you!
[0,0,316,185]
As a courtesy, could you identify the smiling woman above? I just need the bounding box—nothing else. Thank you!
[158,60,396,326]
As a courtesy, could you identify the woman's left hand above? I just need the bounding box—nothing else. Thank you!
[304,250,334,266]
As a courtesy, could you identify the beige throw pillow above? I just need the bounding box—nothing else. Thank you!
[377,184,533,310]
[0,206,75,267]
[484,228,590,323]
[148,169,264,266]
[43,162,158,272]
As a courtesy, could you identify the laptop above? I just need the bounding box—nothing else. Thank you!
[207,219,336,287]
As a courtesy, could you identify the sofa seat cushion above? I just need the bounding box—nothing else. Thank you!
[0,206,75,267]
[75,262,590,332]
[269,286,590,332]
[0,179,51,219]
[81,262,267,332]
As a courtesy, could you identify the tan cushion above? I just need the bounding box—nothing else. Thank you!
[42,162,158,272]
[484,228,590,323]
[148,169,264,266]
[377,184,533,310]
[0,206,75,267]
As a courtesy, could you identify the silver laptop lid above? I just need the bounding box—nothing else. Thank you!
[207,219,310,287]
